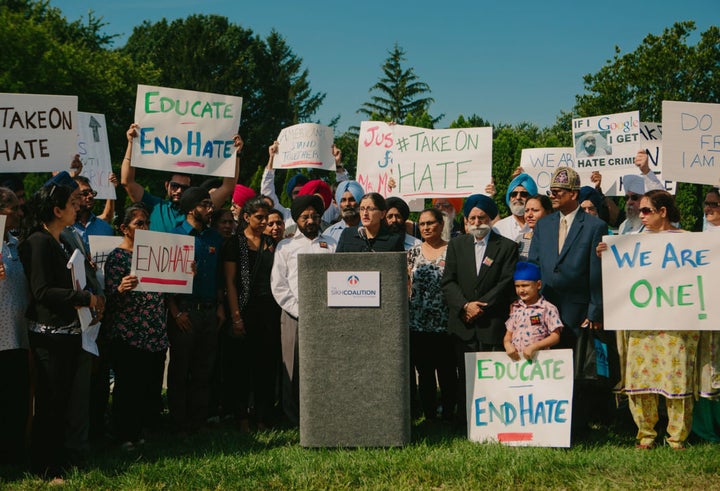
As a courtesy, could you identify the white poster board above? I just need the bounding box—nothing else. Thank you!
[77,112,116,199]
[132,85,242,177]
[88,235,123,287]
[601,232,720,330]
[572,111,641,183]
[465,349,574,447]
[132,229,194,294]
[0,93,78,172]
[661,100,720,186]
[275,123,335,170]
[520,147,575,196]
[356,122,492,199]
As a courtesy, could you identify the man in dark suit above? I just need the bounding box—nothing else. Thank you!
[528,167,611,435]
[441,194,518,425]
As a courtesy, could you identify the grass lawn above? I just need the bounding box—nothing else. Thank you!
[2,418,720,490]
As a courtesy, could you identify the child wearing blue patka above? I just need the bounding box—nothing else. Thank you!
[503,262,563,361]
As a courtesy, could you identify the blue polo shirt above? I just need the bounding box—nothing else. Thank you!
[142,190,185,233]
[73,213,114,251]
[171,220,223,303]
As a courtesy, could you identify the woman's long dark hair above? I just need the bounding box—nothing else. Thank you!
[21,184,75,240]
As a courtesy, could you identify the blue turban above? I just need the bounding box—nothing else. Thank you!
[335,180,365,206]
[285,174,309,198]
[463,194,498,220]
[513,261,541,281]
[505,173,538,207]
[578,186,603,210]
[44,171,78,190]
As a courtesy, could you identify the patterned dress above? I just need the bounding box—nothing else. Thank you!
[408,245,448,333]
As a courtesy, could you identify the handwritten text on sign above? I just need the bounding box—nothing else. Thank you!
[132,230,194,294]
[520,147,575,195]
[572,111,640,183]
[465,350,573,447]
[662,100,720,186]
[275,123,335,170]
[132,85,242,177]
[601,232,720,330]
[77,112,116,200]
[356,122,492,199]
[0,93,77,172]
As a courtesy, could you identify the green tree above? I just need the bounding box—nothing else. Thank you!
[574,21,720,230]
[358,44,439,124]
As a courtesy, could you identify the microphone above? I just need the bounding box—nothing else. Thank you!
[357,226,366,240]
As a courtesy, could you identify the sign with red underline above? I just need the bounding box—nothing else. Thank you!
[132,229,195,294]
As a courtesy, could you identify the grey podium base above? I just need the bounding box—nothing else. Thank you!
[297,252,411,447]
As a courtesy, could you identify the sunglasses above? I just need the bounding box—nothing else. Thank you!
[169,181,190,191]
[638,207,656,215]
[547,189,567,197]
[510,191,530,199]
[704,201,720,208]
[626,194,641,202]
[79,189,98,197]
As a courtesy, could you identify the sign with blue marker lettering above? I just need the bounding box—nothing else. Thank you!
[275,123,335,170]
[662,101,720,186]
[132,85,242,177]
[356,121,492,199]
[601,232,720,330]
[520,147,575,196]
[77,112,116,200]
[465,350,573,447]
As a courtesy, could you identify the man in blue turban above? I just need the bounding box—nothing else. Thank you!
[494,173,538,241]
[323,180,365,242]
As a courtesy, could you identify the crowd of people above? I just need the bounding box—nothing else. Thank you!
[1,125,719,480]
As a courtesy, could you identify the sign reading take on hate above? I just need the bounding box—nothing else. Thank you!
[356,122,492,199]
[601,232,719,330]
[132,85,242,177]
[0,93,77,172]
[465,350,574,447]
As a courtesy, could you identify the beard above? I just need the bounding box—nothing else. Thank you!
[299,222,319,239]
[341,206,359,221]
[441,211,455,241]
[509,201,526,217]
[387,220,405,235]
[626,204,639,219]
[467,223,491,239]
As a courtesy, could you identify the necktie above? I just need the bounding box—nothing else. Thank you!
[558,217,567,253]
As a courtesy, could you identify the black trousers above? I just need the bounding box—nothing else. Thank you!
[0,348,30,465]
[410,331,457,420]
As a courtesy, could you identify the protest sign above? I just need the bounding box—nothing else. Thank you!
[77,112,116,199]
[520,147,575,195]
[275,123,335,170]
[132,85,242,177]
[132,229,194,294]
[601,232,720,330]
[88,235,123,286]
[572,111,641,184]
[0,93,77,172]
[465,349,573,447]
[662,101,720,186]
[356,122,492,199]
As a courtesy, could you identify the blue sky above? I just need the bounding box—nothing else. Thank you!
[54,0,716,133]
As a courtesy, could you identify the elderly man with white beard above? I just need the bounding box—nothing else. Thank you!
[618,150,665,235]
[441,194,518,427]
[493,173,538,241]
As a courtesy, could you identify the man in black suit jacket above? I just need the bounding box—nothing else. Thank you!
[441,194,518,425]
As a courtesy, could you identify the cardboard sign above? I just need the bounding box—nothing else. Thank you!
[132,85,242,177]
[520,147,576,195]
[465,349,574,447]
[89,235,123,286]
[76,112,116,200]
[0,93,78,172]
[132,229,194,294]
[275,123,335,170]
[356,122,492,199]
[572,111,641,183]
[601,232,720,330]
[662,100,720,186]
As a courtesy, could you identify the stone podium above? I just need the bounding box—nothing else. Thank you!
[297,252,410,447]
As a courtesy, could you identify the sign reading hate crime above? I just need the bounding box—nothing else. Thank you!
[77,112,116,200]
[132,230,195,294]
[465,350,573,447]
[601,232,720,330]
[132,85,242,177]
[0,93,77,172]
[356,122,492,199]
[662,100,720,186]
[572,111,641,184]
[275,123,335,170]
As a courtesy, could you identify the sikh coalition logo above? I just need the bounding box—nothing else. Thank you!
[329,274,377,298]
[347,275,359,285]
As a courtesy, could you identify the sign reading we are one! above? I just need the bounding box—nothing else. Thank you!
[327,271,380,307]
[132,85,242,177]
